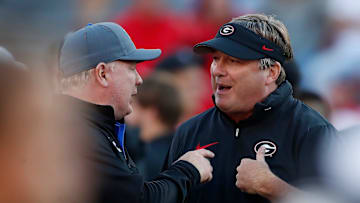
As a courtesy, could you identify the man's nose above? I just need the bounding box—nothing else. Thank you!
[211,60,226,77]
[135,71,143,86]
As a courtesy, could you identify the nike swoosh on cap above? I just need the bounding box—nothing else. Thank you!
[262,45,274,51]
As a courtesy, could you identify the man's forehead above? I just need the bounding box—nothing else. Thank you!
[211,50,260,64]
[211,50,238,58]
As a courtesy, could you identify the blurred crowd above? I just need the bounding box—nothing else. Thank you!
[1,0,359,129]
[0,0,360,202]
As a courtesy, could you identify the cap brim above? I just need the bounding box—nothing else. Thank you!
[117,49,161,62]
[193,38,265,60]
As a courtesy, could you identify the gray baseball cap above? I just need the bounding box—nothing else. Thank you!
[59,22,162,77]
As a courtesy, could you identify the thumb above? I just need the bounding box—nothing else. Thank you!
[256,145,266,162]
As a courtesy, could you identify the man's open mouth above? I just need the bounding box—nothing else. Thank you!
[217,84,232,91]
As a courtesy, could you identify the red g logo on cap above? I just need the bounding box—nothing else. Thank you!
[220,25,235,36]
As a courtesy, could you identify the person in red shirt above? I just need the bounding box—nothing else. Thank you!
[113,0,198,77]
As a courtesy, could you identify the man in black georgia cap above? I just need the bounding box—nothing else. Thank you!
[58,22,214,203]
[164,14,337,203]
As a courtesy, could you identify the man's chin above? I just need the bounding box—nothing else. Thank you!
[115,107,132,120]
[125,106,133,117]
[215,100,229,111]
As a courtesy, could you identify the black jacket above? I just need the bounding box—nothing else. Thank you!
[164,81,337,203]
[62,95,200,203]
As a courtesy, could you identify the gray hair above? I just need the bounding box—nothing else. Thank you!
[230,14,293,85]
[259,58,286,85]
[59,61,118,92]
[59,69,94,92]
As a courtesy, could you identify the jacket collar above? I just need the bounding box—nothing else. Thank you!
[214,81,293,124]
[250,81,293,120]
[59,95,119,127]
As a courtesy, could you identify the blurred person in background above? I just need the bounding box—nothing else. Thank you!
[125,74,183,180]
[0,56,94,202]
[296,90,332,120]
[58,22,214,203]
[165,14,337,203]
[155,48,211,123]
[112,0,199,77]
[279,127,360,203]
[302,0,360,129]
[328,72,360,130]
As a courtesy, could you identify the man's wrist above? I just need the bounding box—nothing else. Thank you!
[257,171,293,201]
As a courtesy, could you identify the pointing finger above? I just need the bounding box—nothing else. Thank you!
[197,149,215,159]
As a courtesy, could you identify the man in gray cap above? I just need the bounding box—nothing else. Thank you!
[58,22,214,203]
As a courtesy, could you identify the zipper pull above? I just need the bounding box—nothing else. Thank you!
[235,128,240,138]
[112,140,122,153]
[264,107,272,111]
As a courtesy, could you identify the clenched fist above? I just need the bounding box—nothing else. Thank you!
[235,146,273,194]
[235,146,296,201]
[178,149,215,183]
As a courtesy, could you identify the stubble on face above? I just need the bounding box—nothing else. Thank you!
[107,61,140,120]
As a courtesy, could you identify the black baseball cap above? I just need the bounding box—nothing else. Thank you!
[193,23,286,64]
[60,22,161,77]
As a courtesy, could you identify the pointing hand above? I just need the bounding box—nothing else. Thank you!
[178,149,215,183]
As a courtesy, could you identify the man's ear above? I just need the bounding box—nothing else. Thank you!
[265,61,281,85]
[94,62,110,87]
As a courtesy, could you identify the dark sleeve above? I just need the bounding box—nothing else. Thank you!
[142,160,200,203]
[88,128,199,203]
[141,126,200,203]
[296,124,338,182]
